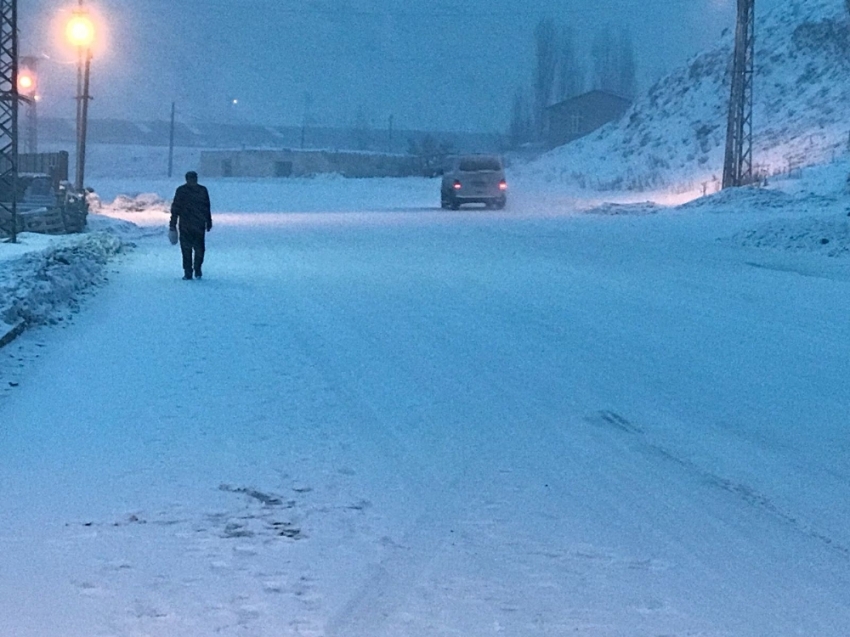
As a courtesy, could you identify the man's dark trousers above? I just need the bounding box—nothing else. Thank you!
[180,226,206,276]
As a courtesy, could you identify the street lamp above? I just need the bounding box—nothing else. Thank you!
[66,6,95,192]
[66,14,95,49]
[17,72,35,93]
[18,58,38,154]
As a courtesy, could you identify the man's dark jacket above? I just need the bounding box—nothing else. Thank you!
[170,184,212,232]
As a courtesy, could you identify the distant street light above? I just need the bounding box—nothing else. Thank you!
[17,72,34,93]
[18,57,39,154]
[66,4,96,192]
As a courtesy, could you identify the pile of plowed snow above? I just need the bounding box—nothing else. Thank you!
[0,233,129,340]
[728,214,850,257]
[674,183,850,257]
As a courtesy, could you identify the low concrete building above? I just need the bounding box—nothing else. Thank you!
[545,90,632,149]
[199,149,423,179]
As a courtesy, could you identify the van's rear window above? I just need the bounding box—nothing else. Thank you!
[459,158,501,172]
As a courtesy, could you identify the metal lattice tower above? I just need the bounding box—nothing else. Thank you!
[0,0,19,241]
[723,0,756,189]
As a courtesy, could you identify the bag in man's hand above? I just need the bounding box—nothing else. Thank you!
[168,228,178,245]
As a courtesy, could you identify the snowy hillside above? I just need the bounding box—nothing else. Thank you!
[523,0,850,192]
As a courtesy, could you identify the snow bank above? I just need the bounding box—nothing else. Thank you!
[0,232,129,340]
[87,192,173,234]
[584,201,663,216]
[669,182,850,256]
[97,192,171,215]
[677,185,806,213]
[729,215,850,256]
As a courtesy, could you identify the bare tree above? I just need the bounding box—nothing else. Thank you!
[617,28,637,99]
[509,88,533,148]
[556,28,584,101]
[592,25,637,99]
[533,17,559,140]
[591,25,617,94]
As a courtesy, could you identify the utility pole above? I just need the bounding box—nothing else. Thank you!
[74,0,83,185]
[722,0,755,189]
[0,0,20,243]
[168,101,175,178]
[77,48,92,192]
[68,0,95,193]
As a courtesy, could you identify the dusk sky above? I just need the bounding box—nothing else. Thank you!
[21,0,781,133]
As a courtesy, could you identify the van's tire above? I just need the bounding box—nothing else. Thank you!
[440,189,449,209]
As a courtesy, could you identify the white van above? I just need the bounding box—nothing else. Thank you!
[440,155,507,210]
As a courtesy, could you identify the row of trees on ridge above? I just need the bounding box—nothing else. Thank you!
[510,18,637,148]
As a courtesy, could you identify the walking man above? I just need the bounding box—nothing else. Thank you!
[170,171,212,280]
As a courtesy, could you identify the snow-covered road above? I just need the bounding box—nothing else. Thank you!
[2,182,850,636]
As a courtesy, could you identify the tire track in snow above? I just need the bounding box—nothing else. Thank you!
[275,291,478,637]
[586,410,850,558]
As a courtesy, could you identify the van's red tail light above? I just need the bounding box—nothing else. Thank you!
[499,180,508,191]
[453,180,462,190]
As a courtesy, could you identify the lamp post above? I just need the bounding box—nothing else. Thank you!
[66,5,94,193]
